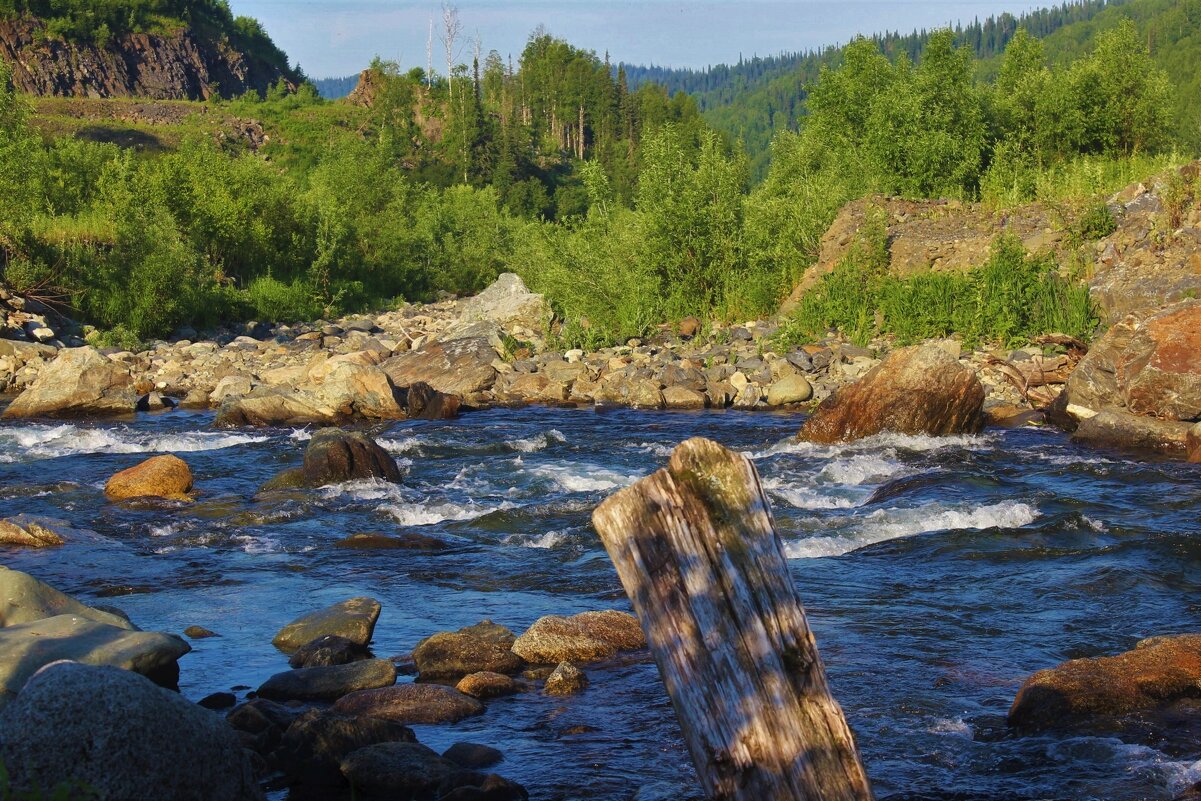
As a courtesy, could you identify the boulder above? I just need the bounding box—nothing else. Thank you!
[381,336,499,398]
[0,566,133,629]
[273,597,382,654]
[274,710,416,786]
[661,385,707,410]
[1057,301,1201,429]
[1,346,135,418]
[799,344,985,444]
[256,659,397,702]
[444,742,504,770]
[439,774,529,801]
[340,741,459,798]
[1071,408,1192,455]
[0,517,64,548]
[413,621,523,681]
[1009,634,1201,731]
[405,381,461,419]
[456,671,521,700]
[456,273,550,334]
[301,428,402,486]
[1189,422,1201,463]
[307,359,405,420]
[214,389,337,428]
[288,634,372,668]
[544,661,588,696]
[185,625,219,639]
[0,663,262,801]
[511,610,646,665]
[104,454,194,502]
[332,683,484,724]
[766,374,814,406]
[0,615,190,706]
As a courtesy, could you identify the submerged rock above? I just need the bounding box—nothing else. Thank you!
[104,454,195,501]
[443,742,504,770]
[511,610,646,665]
[332,683,485,724]
[273,597,382,654]
[1,346,136,419]
[413,621,523,681]
[0,516,65,548]
[256,659,397,702]
[0,614,190,706]
[799,343,985,444]
[0,662,262,801]
[1009,634,1201,731]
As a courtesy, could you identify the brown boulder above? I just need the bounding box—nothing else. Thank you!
[456,671,521,700]
[799,344,985,444]
[1009,634,1201,731]
[2,346,135,419]
[1189,423,1201,463]
[332,684,484,725]
[301,429,401,486]
[273,597,382,654]
[511,610,645,665]
[0,518,64,548]
[274,710,416,787]
[543,661,588,696]
[1071,408,1192,455]
[405,382,461,419]
[1119,301,1201,420]
[412,622,523,681]
[104,455,194,502]
[381,337,499,398]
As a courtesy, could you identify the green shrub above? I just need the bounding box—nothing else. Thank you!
[243,277,324,322]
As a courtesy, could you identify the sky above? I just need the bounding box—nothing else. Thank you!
[229,0,1051,79]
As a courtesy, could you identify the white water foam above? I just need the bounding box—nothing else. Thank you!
[379,435,424,455]
[749,431,991,461]
[507,429,567,453]
[319,480,408,502]
[381,499,517,527]
[760,476,861,511]
[504,530,568,549]
[288,428,313,442]
[784,500,1040,559]
[0,423,266,462]
[927,717,973,738]
[527,461,640,493]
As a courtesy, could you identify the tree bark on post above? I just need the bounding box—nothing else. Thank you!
[592,437,874,801]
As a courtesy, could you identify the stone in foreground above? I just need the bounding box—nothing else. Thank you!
[302,428,402,486]
[1,346,136,419]
[0,614,190,705]
[511,610,646,665]
[274,710,416,786]
[273,597,382,654]
[340,741,459,798]
[0,662,262,801]
[799,343,984,444]
[1009,634,1201,731]
[104,454,195,501]
[332,683,484,724]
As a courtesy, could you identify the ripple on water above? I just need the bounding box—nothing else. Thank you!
[0,423,267,462]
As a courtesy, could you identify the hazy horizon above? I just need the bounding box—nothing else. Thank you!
[230,0,1050,79]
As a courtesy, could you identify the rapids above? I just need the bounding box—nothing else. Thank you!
[1,406,1199,800]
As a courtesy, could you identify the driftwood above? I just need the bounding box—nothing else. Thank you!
[592,437,873,801]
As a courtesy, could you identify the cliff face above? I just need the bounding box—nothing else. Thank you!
[0,18,293,100]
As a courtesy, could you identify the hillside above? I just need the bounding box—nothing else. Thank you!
[0,1,296,100]
[622,0,1135,178]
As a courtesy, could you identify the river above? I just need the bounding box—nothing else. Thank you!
[1,406,1199,800]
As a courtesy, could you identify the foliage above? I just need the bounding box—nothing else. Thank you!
[779,224,1099,349]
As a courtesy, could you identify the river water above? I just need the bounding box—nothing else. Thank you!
[1,406,1199,800]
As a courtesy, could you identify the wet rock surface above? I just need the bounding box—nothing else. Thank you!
[272,597,382,654]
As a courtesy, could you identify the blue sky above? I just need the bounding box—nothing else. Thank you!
[231,0,1049,79]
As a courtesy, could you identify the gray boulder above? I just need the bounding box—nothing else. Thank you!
[1,346,135,419]
[273,597,382,653]
[256,659,397,702]
[0,662,262,800]
[456,273,550,334]
[0,615,190,706]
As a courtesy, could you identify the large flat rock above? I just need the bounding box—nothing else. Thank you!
[0,565,134,629]
[0,614,190,706]
[2,346,135,419]
[381,336,498,398]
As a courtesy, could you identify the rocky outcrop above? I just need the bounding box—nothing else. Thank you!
[455,273,550,338]
[1053,301,1201,440]
[104,454,195,501]
[332,684,485,725]
[2,346,135,418]
[1009,634,1201,731]
[0,17,293,100]
[0,662,262,801]
[273,597,382,654]
[799,343,985,444]
[381,336,500,401]
[511,610,646,665]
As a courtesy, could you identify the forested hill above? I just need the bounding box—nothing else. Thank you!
[620,0,1132,179]
[0,0,297,100]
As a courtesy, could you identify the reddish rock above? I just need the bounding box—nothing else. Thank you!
[798,344,985,444]
[104,455,194,502]
[1119,301,1201,420]
[511,610,646,665]
[331,684,484,725]
[404,382,460,420]
[1009,634,1201,731]
[1189,423,1201,463]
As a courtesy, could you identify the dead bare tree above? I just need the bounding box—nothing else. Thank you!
[439,3,463,99]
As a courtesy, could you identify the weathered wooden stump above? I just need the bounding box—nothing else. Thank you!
[593,437,873,801]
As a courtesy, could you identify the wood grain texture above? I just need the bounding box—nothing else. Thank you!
[593,437,873,801]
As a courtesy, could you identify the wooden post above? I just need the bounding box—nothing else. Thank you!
[592,437,874,801]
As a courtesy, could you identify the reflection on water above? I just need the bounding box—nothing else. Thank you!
[2,406,1200,800]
